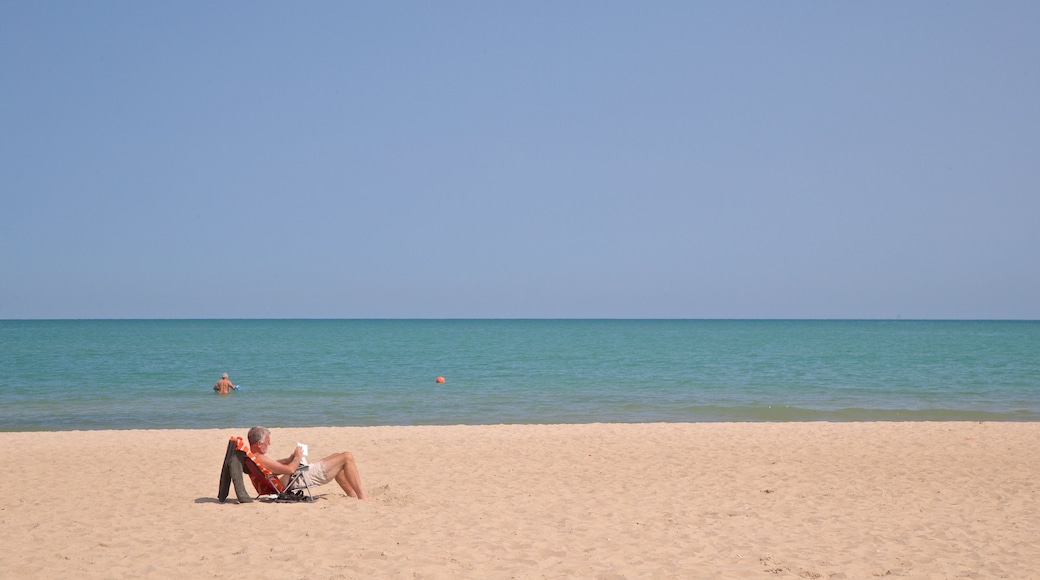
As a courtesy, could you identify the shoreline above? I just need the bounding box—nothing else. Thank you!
[6,407,1040,433]
[3,422,1038,578]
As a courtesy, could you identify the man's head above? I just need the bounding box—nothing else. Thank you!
[222,372,229,379]
[247,426,270,445]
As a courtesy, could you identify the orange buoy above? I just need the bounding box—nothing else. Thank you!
[435,376,446,383]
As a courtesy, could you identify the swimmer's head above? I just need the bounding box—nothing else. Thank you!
[222,372,228,379]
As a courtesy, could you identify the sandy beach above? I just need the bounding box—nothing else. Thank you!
[2,422,1037,578]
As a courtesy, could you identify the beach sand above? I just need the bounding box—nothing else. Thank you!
[2,422,1037,579]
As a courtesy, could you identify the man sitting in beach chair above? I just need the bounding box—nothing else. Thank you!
[247,426,369,500]
[218,435,314,502]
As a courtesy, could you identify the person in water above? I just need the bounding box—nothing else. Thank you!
[213,372,238,394]
[247,426,368,500]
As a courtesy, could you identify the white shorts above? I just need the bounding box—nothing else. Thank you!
[291,459,332,489]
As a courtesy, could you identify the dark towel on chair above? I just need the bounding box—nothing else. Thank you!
[218,439,254,503]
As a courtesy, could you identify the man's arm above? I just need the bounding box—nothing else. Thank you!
[253,447,303,475]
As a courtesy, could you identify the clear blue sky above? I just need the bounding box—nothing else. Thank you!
[2,2,1038,319]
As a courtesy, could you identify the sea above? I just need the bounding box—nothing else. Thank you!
[1,319,1038,431]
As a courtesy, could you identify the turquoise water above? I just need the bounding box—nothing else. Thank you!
[1,319,1038,431]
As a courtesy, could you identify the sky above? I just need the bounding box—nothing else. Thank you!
[2,2,1038,319]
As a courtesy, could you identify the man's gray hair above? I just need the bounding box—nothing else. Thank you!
[247,426,270,445]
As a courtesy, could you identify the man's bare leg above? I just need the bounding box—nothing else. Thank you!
[319,451,368,500]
